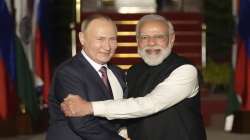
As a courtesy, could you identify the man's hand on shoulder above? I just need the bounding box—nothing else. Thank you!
[61,94,93,117]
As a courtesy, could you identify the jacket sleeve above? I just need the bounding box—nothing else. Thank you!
[54,69,124,140]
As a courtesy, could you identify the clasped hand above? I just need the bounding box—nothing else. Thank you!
[60,94,93,117]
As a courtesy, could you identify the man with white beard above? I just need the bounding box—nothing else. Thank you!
[61,14,207,140]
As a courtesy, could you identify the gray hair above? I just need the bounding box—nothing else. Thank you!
[81,14,117,32]
[136,14,175,38]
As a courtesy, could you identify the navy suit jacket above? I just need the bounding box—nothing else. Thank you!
[46,53,127,140]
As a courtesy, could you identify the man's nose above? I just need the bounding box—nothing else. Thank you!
[147,36,157,46]
[103,40,112,50]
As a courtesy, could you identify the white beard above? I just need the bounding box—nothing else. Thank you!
[138,45,172,66]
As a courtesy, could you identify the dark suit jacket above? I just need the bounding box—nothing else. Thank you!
[46,53,127,140]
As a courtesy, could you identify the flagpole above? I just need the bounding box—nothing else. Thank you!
[201,23,206,68]
[71,23,76,56]
[76,0,81,24]
[71,0,81,56]
[232,0,238,69]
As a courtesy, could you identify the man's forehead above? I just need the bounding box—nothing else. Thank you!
[140,21,168,33]
[141,20,167,27]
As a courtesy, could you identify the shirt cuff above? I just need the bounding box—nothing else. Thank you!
[118,127,128,139]
[91,101,106,117]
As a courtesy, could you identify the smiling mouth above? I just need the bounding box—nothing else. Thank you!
[101,50,111,54]
[101,52,113,57]
[145,49,161,55]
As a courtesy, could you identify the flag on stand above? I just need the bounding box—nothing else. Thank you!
[225,0,250,132]
[34,0,51,105]
[236,0,250,111]
[14,0,40,120]
[0,0,18,120]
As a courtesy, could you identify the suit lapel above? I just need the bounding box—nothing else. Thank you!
[75,53,113,99]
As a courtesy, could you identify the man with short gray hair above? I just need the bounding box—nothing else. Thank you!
[47,14,128,140]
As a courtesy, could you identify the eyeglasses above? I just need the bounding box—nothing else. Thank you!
[138,34,169,42]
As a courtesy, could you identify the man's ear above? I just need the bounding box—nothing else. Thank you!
[171,33,175,44]
[168,33,175,49]
[79,32,85,46]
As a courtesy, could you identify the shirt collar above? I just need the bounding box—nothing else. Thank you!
[81,50,108,72]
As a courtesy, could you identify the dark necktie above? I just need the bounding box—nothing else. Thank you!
[99,66,113,96]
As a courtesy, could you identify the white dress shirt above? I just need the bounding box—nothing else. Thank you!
[92,64,199,120]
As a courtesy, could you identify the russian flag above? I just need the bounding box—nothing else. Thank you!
[0,54,8,120]
[0,0,18,120]
[235,0,250,110]
[34,0,51,105]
